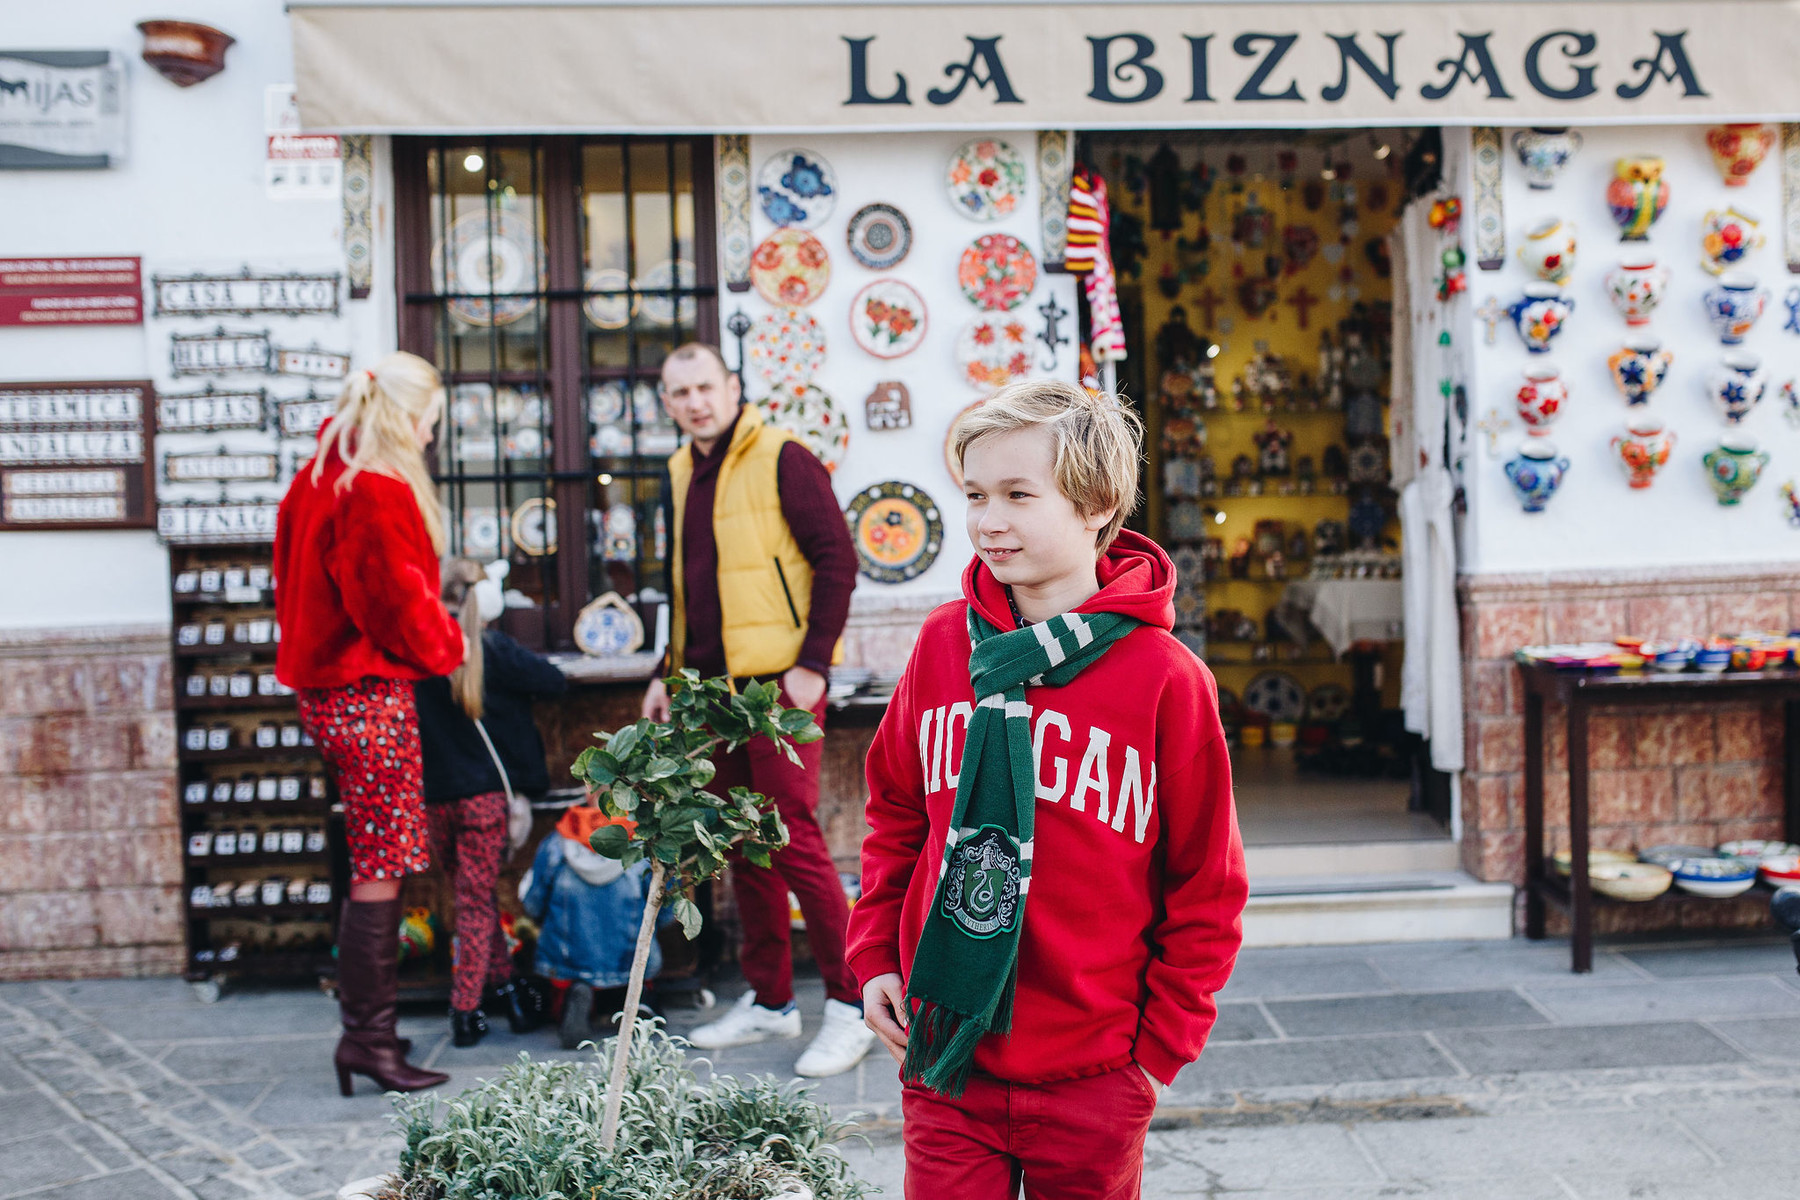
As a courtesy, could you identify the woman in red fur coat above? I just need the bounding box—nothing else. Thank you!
[275,350,465,1097]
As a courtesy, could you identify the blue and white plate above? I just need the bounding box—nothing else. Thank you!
[758,148,836,230]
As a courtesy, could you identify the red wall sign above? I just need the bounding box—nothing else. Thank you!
[0,257,143,327]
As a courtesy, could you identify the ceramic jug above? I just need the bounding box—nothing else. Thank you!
[1611,419,1676,490]
[1513,128,1583,190]
[1703,272,1770,344]
[1605,255,1669,326]
[1706,124,1776,187]
[1516,365,1567,433]
[1504,441,1570,513]
[1508,284,1574,354]
[1518,218,1577,284]
[1607,157,1669,241]
[1607,337,1673,406]
[1706,351,1767,424]
[1700,207,1764,275]
[1703,435,1771,505]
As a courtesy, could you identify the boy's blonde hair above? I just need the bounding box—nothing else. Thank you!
[312,350,447,555]
[950,379,1143,553]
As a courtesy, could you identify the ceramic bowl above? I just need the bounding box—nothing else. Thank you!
[1589,862,1673,901]
[1269,722,1298,747]
[1639,844,1719,867]
[1553,848,1638,876]
[1719,839,1800,862]
[1669,856,1758,897]
[1758,854,1800,884]
[1696,648,1733,672]
[1652,649,1696,672]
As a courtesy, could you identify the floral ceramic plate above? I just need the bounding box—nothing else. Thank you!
[431,209,545,327]
[1306,683,1352,723]
[639,259,696,326]
[511,497,556,557]
[761,383,849,473]
[1243,670,1307,723]
[751,232,830,307]
[956,315,1033,393]
[582,266,635,329]
[850,279,928,360]
[846,481,944,583]
[462,507,500,555]
[747,307,827,390]
[587,382,627,426]
[947,139,1026,222]
[846,203,913,269]
[758,148,837,230]
[573,592,645,656]
[959,234,1039,311]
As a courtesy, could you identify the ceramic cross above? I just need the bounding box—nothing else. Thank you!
[1476,407,1510,457]
[1285,285,1319,329]
[1475,296,1504,345]
[1193,284,1222,330]
[1037,293,1071,369]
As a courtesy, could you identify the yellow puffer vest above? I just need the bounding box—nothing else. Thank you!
[667,406,830,679]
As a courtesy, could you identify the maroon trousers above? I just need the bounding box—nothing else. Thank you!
[711,691,858,1007]
[900,1066,1159,1200]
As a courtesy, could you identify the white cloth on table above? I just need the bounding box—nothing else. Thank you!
[1285,578,1404,659]
[1400,466,1464,772]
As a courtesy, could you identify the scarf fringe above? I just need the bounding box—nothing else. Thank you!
[901,1001,989,1099]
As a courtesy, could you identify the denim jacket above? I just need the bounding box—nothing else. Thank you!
[520,833,662,989]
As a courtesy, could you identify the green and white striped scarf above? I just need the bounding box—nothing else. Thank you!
[902,604,1140,1097]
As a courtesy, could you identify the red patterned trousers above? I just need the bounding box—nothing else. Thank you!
[426,791,516,1012]
[297,676,431,884]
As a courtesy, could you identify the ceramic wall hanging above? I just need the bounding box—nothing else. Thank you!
[1504,441,1569,512]
[638,259,695,326]
[1513,128,1583,190]
[1471,126,1504,269]
[1704,435,1771,504]
[947,139,1026,221]
[1604,255,1669,326]
[850,279,928,359]
[1707,124,1776,187]
[1785,378,1800,427]
[1508,284,1574,353]
[1517,218,1577,284]
[1242,670,1306,723]
[760,382,849,472]
[601,502,637,561]
[846,203,912,270]
[1516,365,1567,433]
[462,507,500,555]
[864,380,912,430]
[573,592,645,657]
[1706,351,1768,423]
[1781,480,1800,526]
[1608,337,1672,406]
[957,315,1033,393]
[1611,418,1676,489]
[717,135,752,292]
[431,209,546,327]
[1037,130,1073,266]
[750,231,830,307]
[582,267,635,330]
[1701,207,1764,275]
[959,233,1039,312]
[1703,271,1770,344]
[1784,124,1800,274]
[511,497,556,556]
[1607,157,1669,241]
[746,307,826,390]
[846,481,944,583]
[757,148,836,230]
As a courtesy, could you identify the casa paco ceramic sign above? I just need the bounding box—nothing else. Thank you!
[152,271,342,319]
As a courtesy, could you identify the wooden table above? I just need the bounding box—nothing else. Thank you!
[1519,661,1800,972]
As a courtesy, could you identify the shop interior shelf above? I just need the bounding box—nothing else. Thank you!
[184,850,332,870]
[186,949,333,981]
[174,643,279,660]
[177,694,300,712]
[182,797,331,815]
[179,747,318,764]
[1206,577,1310,587]
[171,589,276,607]
[1205,407,1355,418]
[1532,866,1779,909]
[189,901,337,918]
[1207,491,1353,501]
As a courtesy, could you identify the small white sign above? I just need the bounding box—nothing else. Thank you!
[0,51,126,168]
[4,468,124,496]
[158,390,265,433]
[0,387,141,427]
[279,396,334,438]
[170,331,272,376]
[266,134,341,202]
[275,347,350,379]
[158,501,280,543]
[154,272,340,318]
[0,429,142,463]
[4,494,124,522]
[165,452,279,483]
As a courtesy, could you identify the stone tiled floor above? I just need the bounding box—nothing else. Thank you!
[4,935,1800,1199]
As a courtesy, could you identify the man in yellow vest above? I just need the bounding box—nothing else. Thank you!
[645,342,873,1077]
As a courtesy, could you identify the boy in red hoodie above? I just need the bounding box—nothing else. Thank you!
[847,380,1248,1199]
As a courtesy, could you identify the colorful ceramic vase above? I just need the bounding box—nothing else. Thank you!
[1703,272,1770,344]
[1700,207,1764,275]
[1607,157,1669,241]
[1513,128,1583,190]
[1508,284,1574,353]
[1706,351,1767,424]
[1607,337,1672,406]
[1504,441,1569,513]
[1703,435,1770,505]
[1611,418,1676,490]
[1706,124,1776,188]
[1781,480,1800,526]
[1515,365,1567,433]
[1518,218,1577,284]
[1604,255,1669,326]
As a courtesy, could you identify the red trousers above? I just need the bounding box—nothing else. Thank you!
[900,1066,1158,1200]
[712,690,858,1007]
[425,791,515,1012]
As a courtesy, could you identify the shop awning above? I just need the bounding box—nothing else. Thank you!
[288,1,1800,133]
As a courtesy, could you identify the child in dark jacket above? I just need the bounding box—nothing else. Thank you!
[415,559,567,1047]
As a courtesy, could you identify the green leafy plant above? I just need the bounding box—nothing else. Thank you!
[570,670,821,1151]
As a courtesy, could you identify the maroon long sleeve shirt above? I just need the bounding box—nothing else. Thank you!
[679,408,856,679]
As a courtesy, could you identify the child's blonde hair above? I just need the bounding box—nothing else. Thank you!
[440,558,487,720]
[312,350,447,554]
[950,379,1143,552]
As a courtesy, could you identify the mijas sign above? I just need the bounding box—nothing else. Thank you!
[289,3,1800,131]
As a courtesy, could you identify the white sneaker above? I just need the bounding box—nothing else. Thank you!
[685,990,802,1050]
[793,999,877,1078]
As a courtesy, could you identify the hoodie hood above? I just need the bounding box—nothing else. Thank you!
[962,528,1176,633]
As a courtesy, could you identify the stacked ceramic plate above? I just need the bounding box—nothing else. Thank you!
[828,666,872,702]
[1758,854,1800,887]
[1666,856,1758,898]
[1590,862,1673,902]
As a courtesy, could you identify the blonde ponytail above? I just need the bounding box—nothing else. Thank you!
[440,558,487,720]
[312,350,447,554]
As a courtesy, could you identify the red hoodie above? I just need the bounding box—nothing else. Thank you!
[847,530,1247,1086]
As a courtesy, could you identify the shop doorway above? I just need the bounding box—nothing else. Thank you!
[1077,128,1450,849]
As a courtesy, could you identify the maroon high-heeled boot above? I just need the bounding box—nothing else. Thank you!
[334,898,449,1096]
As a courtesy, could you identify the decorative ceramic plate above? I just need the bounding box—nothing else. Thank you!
[1306,682,1352,723]
[959,234,1039,311]
[582,266,634,329]
[761,383,849,473]
[511,497,557,557]
[602,502,637,561]
[758,148,837,230]
[588,382,626,426]
[638,259,695,326]
[747,307,827,390]
[845,481,944,583]
[462,508,500,555]
[947,139,1026,222]
[431,209,545,327]
[1243,670,1307,723]
[631,380,662,425]
[750,231,830,307]
[573,592,645,656]
[956,315,1033,393]
[945,399,984,486]
[850,279,928,360]
[847,203,913,269]
[494,387,524,426]
[451,384,491,433]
